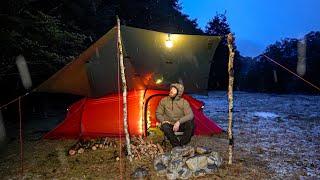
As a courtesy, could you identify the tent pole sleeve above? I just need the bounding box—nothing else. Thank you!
[227,33,235,165]
[117,16,132,161]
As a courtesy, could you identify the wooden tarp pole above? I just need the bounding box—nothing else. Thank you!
[227,33,235,165]
[116,16,132,161]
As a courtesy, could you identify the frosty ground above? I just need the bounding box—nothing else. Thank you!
[0,91,319,179]
[195,91,320,178]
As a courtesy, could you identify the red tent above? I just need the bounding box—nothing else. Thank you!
[44,90,222,139]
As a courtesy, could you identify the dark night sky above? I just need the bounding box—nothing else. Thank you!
[180,0,320,57]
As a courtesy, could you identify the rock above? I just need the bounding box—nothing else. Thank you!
[131,167,149,179]
[195,146,210,154]
[171,146,184,155]
[170,152,182,162]
[171,146,194,158]
[193,169,206,178]
[181,146,195,157]
[92,146,97,151]
[155,153,171,167]
[177,167,192,179]
[154,155,162,166]
[207,151,223,167]
[182,157,189,164]
[154,146,222,178]
[116,157,120,161]
[166,171,178,180]
[168,159,184,173]
[204,164,217,174]
[161,153,171,166]
[186,155,208,172]
[154,163,166,176]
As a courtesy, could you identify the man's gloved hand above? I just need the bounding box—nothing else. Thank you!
[173,121,180,132]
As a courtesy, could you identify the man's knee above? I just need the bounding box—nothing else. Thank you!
[181,120,195,133]
[187,119,195,129]
[161,123,172,132]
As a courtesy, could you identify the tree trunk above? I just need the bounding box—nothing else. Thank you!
[227,33,235,165]
[116,16,132,161]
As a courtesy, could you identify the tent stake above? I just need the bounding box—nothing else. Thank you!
[116,16,132,161]
[227,33,235,165]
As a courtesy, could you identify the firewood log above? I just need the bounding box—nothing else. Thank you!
[78,148,84,154]
[68,149,76,156]
[157,143,164,154]
[103,137,109,145]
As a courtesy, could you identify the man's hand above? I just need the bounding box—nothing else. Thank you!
[173,121,180,132]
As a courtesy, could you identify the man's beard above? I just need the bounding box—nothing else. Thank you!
[169,93,177,99]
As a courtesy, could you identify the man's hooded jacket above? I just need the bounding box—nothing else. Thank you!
[156,83,194,124]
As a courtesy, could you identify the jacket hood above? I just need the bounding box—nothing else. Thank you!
[170,83,184,100]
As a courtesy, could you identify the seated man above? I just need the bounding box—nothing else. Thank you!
[156,83,194,147]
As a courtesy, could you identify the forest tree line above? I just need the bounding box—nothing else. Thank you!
[1,0,319,104]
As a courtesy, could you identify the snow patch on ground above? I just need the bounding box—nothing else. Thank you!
[253,111,279,119]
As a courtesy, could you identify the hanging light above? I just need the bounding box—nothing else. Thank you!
[155,77,163,84]
[154,74,164,84]
[165,34,173,48]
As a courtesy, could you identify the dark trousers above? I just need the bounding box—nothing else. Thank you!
[161,120,194,147]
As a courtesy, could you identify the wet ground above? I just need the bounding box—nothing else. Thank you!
[0,91,319,179]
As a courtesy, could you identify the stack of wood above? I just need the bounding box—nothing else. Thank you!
[130,136,164,160]
[68,137,117,156]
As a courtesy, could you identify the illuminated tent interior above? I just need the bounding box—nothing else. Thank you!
[37,25,223,138]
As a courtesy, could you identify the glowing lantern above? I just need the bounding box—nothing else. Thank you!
[154,74,164,85]
[165,34,173,48]
[155,78,163,84]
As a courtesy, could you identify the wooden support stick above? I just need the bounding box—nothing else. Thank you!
[116,16,132,161]
[227,33,235,165]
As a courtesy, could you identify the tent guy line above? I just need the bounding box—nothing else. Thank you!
[262,54,320,92]
[0,92,31,110]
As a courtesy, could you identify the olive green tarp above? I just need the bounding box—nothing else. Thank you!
[36,26,221,97]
